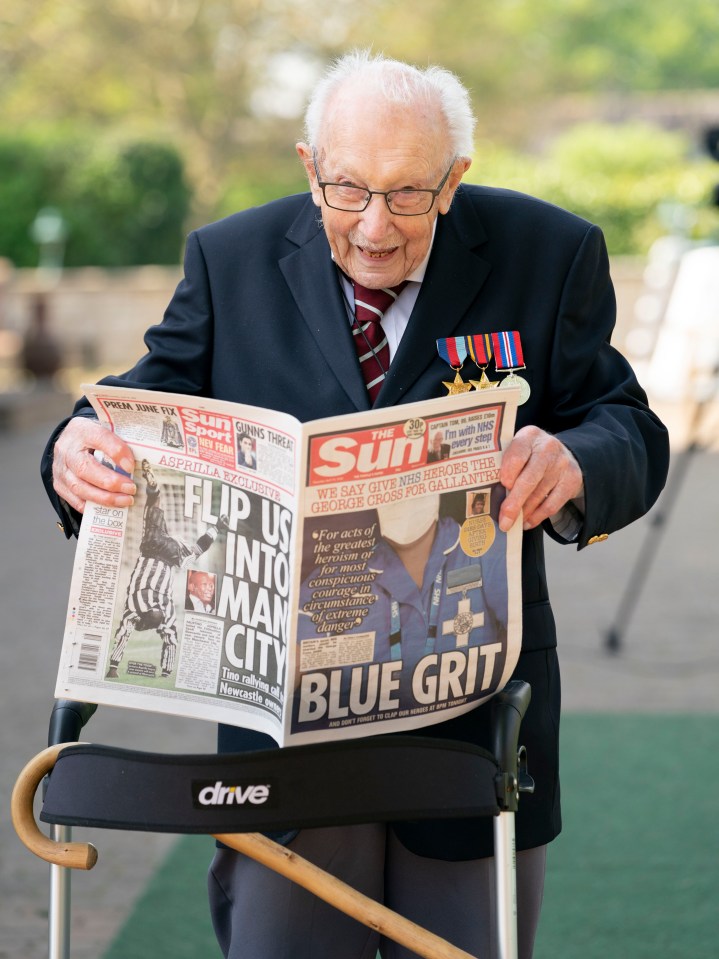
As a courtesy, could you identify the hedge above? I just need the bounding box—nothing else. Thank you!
[0,132,192,267]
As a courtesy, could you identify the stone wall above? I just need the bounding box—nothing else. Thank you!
[1,265,182,374]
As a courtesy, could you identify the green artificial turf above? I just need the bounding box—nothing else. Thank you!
[104,715,719,959]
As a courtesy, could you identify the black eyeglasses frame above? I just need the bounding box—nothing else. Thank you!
[311,151,456,216]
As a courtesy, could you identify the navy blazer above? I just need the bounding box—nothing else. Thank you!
[42,185,669,859]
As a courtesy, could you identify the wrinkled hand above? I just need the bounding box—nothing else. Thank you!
[499,426,583,533]
[52,418,137,514]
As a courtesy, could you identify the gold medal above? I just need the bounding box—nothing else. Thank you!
[459,515,496,557]
[442,370,473,395]
[469,370,499,391]
[466,335,498,391]
[437,337,472,394]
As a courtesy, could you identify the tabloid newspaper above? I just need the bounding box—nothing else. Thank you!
[56,383,523,746]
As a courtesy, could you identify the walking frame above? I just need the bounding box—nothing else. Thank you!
[12,680,533,959]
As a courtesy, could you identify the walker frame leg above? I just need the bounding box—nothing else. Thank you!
[48,824,71,959]
[493,811,518,959]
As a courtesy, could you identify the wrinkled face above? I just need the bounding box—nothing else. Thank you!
[298,89,470,289]
[189,573,215,603]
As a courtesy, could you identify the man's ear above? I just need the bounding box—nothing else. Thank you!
[438,156,472,215]
[296,142,322,207]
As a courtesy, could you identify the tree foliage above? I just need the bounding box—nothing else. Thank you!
[1,0,718,261]
[0,132,191,267]
[0,0,370,220]
[361,0,719,142]
[470,123,718,254]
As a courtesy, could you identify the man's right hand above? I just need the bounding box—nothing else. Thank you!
[52,418,137,514]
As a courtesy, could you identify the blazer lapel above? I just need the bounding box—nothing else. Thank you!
[279,201,370,411]
[378,191,491,407]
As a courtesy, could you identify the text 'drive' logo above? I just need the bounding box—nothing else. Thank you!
[192,779,275,809]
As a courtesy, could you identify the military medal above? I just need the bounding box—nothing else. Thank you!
[466,334,499,390]
[499,371,531,404]
[436,337,472,394]
[491,331,531,404]
[443,566,485,648]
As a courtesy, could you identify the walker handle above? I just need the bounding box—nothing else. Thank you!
[492,679,532,812]
[48,700,97,747]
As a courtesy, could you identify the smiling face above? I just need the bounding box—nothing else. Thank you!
[297,85,470,289]
[189,572,215,604]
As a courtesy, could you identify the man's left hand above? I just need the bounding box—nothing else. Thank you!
[498,426,583,533]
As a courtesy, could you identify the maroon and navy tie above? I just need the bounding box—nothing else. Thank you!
[351,280,407,402]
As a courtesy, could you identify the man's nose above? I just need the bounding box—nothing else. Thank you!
[358,194,395,241]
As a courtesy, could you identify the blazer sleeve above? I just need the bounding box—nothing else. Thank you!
[41,231,216,537]
[544,224,669,548]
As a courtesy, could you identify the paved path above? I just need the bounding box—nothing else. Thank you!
[1,406,717,959]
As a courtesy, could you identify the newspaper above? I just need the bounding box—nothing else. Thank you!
[56,383,522,746]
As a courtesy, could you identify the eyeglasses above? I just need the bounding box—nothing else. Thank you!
[312,152,455,216]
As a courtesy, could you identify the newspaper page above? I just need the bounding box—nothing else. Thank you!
[56,384,521,746]
[287,392,522,744]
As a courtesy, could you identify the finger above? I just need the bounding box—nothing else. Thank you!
[522,460,584,529]
[61,452,136,506]
[55,472,136,514]
[499,427,539,491]
[499,433,554,531]
[515,468,561,522]
[499,430,582,532]
[61,419,136,476]
[520,486,564,530]
[53,419,136,511]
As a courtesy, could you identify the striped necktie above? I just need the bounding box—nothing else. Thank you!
[351,280,407,403]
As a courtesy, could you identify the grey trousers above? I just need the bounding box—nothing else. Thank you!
[208,824,546,959]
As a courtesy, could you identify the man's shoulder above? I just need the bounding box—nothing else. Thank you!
[194,193,315,242]
[456,182,595,233]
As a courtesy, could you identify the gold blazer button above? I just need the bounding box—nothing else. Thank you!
[587,533,609,545]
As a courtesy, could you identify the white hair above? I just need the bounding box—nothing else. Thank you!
[303,49,476,160]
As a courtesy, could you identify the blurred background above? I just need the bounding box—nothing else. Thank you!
[1,3,718,958]
[2,0,719,422]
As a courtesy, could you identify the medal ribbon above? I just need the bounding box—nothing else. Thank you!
[436,337,468,370]
[490,331,525,371]
[466,334,492,367]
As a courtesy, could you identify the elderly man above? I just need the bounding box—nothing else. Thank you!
[43,50,668,959]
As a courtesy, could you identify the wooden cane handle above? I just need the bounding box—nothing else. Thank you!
[11,744,98,870]
[215,832,477,959]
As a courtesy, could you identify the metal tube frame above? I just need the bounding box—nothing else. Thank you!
[48,824,72,959]
[493,811,518,959]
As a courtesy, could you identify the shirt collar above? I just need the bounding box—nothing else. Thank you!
[405,219,437,283]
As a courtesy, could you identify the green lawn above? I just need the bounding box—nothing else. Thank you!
[104,715,719,959]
